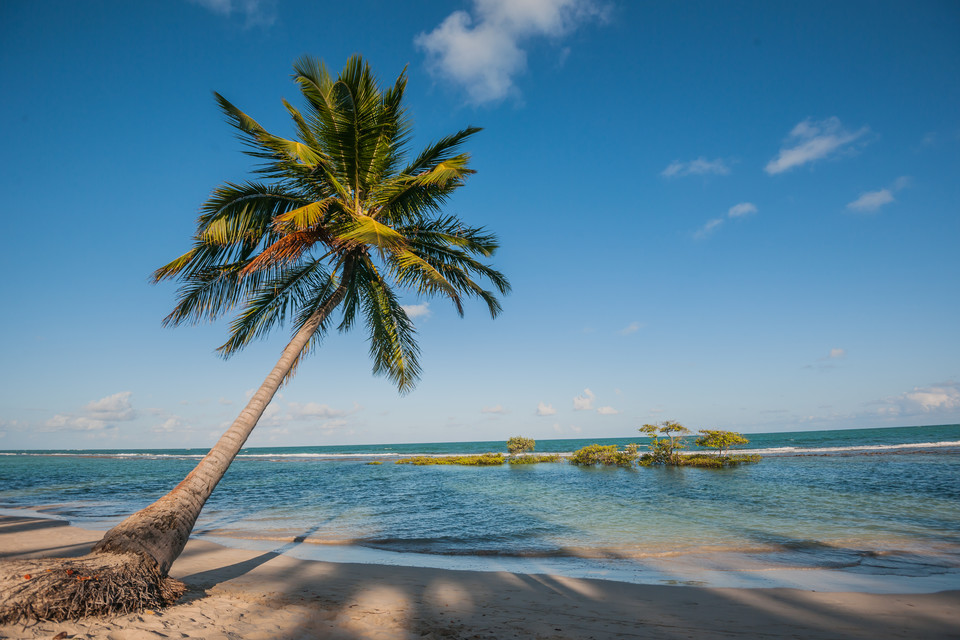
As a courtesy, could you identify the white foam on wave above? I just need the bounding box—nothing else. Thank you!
[3,440,958,460]
[739,440,960,456]
[235,452,404,458]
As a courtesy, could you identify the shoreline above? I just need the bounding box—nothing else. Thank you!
[2,514,959,639]
[6,505,959,595]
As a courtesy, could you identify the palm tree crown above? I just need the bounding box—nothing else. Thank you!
[155,54,509,392]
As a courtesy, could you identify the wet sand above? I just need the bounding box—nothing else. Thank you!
[1,514,958,639]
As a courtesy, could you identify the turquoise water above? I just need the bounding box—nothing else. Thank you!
[2,424,959,591]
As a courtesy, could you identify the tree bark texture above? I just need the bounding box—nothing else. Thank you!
[92,275,351,575]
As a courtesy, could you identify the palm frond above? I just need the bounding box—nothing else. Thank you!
[358,266,421,393]
[402,126,482,176]
[218,260,332,356]
[158,55,507,396]
[389,248,463,316]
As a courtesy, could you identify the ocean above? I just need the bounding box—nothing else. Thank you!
[2,424,959,593]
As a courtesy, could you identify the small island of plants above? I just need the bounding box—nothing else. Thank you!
[568,422,760,468]
[390,424,759,468]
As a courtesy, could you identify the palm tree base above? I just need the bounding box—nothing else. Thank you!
[0,553,185,623]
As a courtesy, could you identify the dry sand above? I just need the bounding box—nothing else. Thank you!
[1,514,958,639]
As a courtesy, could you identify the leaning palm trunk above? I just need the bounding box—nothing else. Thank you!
[0,285,347,623]
[0,54,508,624]
[93,282,348,573]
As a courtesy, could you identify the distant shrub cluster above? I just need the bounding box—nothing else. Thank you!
[394,451,563,466]
[568,444,638,467]
[571,424,759,469]
[396,453,506,466]
[506,436,536,454]
[508,453,561,464]
[387,426,758,469]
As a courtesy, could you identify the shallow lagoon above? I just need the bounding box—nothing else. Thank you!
[2,424,959,591]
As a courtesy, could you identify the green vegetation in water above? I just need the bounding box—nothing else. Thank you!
[506,436,536,454]
[508,453,562,464]
[390,425,758,470]
[568,444,639,467]
[695,429,750,456]
[677,453,762,468]
[366,461,383,465]
[636,423,758,468]
[396,453,506,466]
[639,421,690,465]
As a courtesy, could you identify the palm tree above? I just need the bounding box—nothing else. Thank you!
[0,54,508,623]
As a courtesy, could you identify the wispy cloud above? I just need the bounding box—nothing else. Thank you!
[152,416,188,435]
[874,381,960,417]
[85,391,136,421]
[45,391,137,431]
[288,402,353,420]
[661,157,731,178]
[536,402,557,416]
[846,176,911,213]
[847,189,892,212]
[597,406,619,415]
[573,388,595,411]
[619,321,642,336]
[481,404,507,414]
[190,0,276,27]
[765,117,869,175]
[416,0,606,104]
[805,348,847,371]
[727,202,757,218]
[694,217,725,240]
[696,202,759,239]
[402,302,432,320]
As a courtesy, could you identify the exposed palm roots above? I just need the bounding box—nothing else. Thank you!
[0,552,186,624]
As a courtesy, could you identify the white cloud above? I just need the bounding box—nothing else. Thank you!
[847,189,893,212]
[694,218,724,239]
[847,176,911,213]
[85,391,136,422]
[765,117,869,175]
[827,348,846,359]
[903,385,960,412]
[481,404,507,414]
[727,202,757,218]
[190,0,276,27]
[573,388,595,411]
[597,406,619,415]
[619,321,642,336]
[876,382,960,417]
[402,302,432,320]
[661,157,731,178]
[892,176,912,191]
[696,202,759,240]
[45,415,108,432]
[288,402,347,419]
[416,0,606,104]
[45,392,137,432]
[152,417,185,434]
[536,402,557,416]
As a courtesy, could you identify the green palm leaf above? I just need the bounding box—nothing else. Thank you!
[159,55,509,395]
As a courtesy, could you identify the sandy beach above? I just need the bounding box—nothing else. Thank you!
[0,514,957,639]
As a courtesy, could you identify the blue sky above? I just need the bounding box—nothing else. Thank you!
[1,0,958,450]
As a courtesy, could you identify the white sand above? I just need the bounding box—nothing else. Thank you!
[1,514,958,639]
